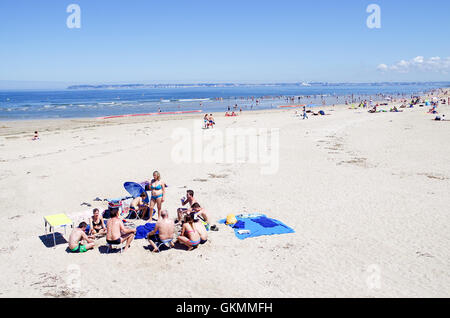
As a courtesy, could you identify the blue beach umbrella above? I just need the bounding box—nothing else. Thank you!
[123,182,149,203]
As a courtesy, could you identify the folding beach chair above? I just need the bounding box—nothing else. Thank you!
[43,213,74,248]
[154,240,173,252]
[106,240,126,254]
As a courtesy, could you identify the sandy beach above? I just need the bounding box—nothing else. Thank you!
[0,93,449,298]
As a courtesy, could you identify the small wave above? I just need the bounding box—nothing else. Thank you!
[178,98,210,102]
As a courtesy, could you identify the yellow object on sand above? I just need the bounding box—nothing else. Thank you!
[226,214,237,225]
[44,213,73,227]
[44,213,74,248]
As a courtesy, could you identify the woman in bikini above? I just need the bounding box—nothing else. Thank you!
[89,208,106,237]
[149,171,165,220]
[177,213,201,251]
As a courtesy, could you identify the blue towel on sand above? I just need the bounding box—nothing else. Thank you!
[135,223,158,239]
[251,217,278,228]
[233,220,245,229]
[219,214,294,240]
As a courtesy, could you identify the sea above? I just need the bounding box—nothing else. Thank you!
[0,83,448,120]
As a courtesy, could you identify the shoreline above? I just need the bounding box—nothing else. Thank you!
[1,88,447,137]
[1,85,447,125]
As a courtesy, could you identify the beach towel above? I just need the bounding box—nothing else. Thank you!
[251,216,278,228]
[135,222,158,239]
[233,220,246,229]
[219,214,294,240]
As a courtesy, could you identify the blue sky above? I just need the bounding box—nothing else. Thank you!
[0,0,449,87]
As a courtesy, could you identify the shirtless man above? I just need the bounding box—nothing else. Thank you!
[130,192,150,219]
[177,190,197,222]
[68,222,95,253]
[106,208,136,252]
[190,202,209,223]
[146,210,175,253]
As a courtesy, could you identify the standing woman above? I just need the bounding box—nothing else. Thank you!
[149,171,165,220]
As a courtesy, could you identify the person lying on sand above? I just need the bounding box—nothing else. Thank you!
[177,213,202,251]
[390,106,402,113]
[89,208,106,237]
[68,222,95,253]
[130,192,150,219]
[146,210,175,253]
[106,208,136,252]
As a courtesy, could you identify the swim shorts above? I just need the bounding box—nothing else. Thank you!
[71,243,87,253]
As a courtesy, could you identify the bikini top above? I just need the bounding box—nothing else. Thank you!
[151,184,162,190]
[92,217,102,227]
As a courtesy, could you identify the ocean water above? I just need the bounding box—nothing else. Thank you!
[0,83,447,120]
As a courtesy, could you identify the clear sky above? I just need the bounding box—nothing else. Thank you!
[0,0,449,87]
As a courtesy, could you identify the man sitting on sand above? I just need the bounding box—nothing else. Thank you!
[68,222,95,253]
[146,210,175,253]
[106,208,136,252]
[32,131,39,141]
[130,192,150,219]
[190,202,210,224]
[177,189,197,222]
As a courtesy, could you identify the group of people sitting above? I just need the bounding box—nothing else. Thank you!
[203,114,215,129]
[225,111,238,117]
[68,188,213,254]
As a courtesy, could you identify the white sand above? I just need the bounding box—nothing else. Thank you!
[0,94,449,298]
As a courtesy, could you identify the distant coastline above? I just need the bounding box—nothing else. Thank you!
[67,81,450,90]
